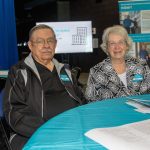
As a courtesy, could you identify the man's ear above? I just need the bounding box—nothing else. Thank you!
[28,41,32,51]
[54,40,57,49]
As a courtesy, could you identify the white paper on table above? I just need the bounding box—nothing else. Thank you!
[85,119,150,150]
[126,101,150,114]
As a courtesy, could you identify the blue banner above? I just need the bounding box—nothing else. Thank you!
[119,1,150,12]
[0,0,18,70]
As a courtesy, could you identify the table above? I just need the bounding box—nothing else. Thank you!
[0,70,8,78]
[23,94,150,150]
[0,70,8,92]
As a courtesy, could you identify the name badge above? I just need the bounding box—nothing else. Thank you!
[132,74,143,82]
[60,74,70,82]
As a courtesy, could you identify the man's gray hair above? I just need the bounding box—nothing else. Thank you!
[29,24,56,40]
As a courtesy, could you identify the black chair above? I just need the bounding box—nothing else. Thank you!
[71,67,81,81]
[0,91,12,150]
[71,67,83,88]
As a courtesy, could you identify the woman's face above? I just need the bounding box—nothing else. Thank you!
[107,33,128,60]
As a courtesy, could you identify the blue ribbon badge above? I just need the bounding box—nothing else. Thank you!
[60,74,70,82]
[132,74,143,82]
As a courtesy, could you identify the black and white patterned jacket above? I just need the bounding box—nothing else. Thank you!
[85,56,150,102]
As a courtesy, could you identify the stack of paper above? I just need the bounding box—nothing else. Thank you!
[126,98,150,114]
[85,119,150,150]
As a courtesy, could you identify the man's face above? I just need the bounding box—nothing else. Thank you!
[28,28,57,63]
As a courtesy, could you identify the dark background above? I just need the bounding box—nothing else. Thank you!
[14,0,119,72]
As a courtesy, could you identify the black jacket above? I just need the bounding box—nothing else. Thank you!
[3,53,86,148]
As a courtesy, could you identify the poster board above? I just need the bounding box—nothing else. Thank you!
[119,0,150,59]
[36,21,93,54]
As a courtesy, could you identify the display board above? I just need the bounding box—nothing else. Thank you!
[119,0,150,59]
[37,21,93,54]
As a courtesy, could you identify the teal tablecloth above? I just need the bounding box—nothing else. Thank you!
[23,94,150,150]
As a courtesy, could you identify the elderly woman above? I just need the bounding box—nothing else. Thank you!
[85,25,150,102]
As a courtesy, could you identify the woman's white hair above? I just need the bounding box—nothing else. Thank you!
[100,25,133,55]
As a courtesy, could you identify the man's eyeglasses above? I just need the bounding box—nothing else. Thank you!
[31,38,56,46]
[107,40,126,48]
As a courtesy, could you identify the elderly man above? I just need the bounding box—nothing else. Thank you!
[3,24,86,150]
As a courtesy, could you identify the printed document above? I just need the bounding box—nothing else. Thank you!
[85,119,150,150]
[126,100,150,113]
